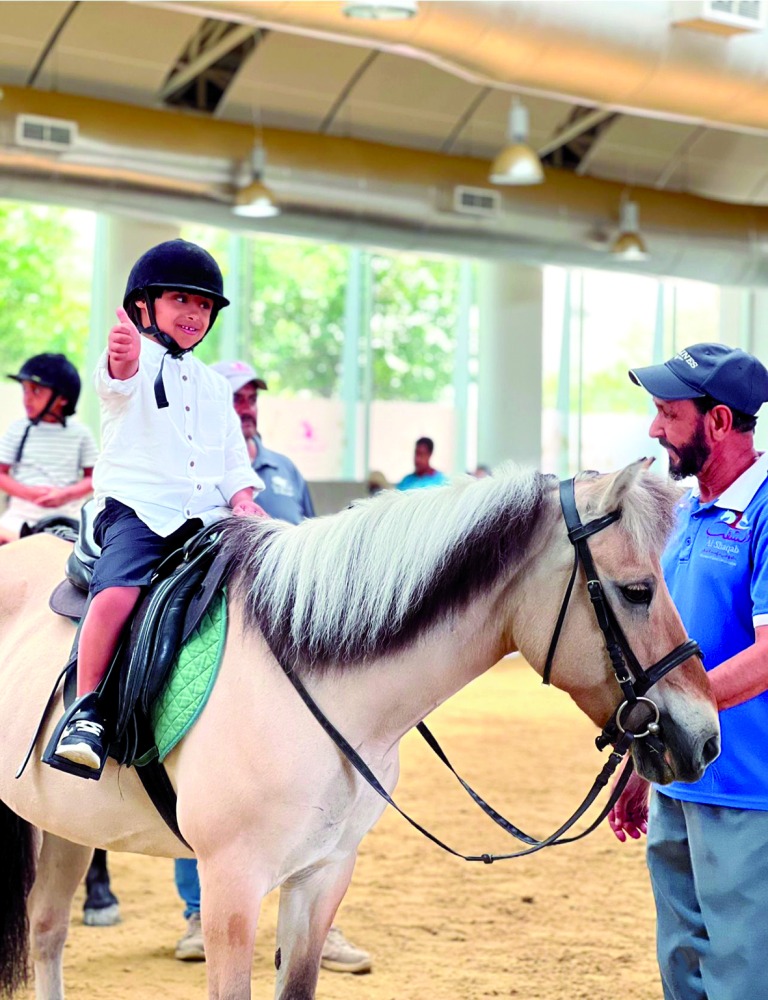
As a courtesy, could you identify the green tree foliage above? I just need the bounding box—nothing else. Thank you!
[246,240,348,398]
[0,203,92,373]
[370,252,459,402]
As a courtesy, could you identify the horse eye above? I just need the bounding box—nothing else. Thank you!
[620,583,653,606]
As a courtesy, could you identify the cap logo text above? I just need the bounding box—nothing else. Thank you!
[676,349,698,370]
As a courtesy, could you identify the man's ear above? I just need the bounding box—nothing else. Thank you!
[708,404,733,441]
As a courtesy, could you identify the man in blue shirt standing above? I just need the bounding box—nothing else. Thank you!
[610,342,768,1000]
[396,436,448,491]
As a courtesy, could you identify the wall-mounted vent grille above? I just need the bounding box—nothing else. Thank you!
[452,186,501,218]
[15,115,78,152]
[711,0,763,21]
[673,0,765,33]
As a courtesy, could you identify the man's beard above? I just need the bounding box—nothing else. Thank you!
[662,418,711,480]
[241,415,257,437]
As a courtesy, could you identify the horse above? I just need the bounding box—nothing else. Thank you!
[0,460,719,1000]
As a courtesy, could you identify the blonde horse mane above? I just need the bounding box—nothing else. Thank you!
[221,465,681,675]
[223,467,547,673]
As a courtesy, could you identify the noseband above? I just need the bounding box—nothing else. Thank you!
[543,477,700,753]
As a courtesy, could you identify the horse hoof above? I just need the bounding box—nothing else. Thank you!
[83,903,121,926]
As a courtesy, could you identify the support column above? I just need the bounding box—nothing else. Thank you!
[476,261,543,469]
[747,288,768,452]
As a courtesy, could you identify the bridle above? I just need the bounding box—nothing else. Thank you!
[279,476,701,862]
[544,477,700,755]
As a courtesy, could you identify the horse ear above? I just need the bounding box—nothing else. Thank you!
[598,457,654,513]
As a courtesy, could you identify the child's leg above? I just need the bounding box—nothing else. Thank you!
[76,586,141,695]
[54,585,140,770]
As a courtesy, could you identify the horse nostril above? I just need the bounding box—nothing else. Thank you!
[702,735,720,765]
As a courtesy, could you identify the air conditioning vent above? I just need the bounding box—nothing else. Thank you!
[452,186,501,218]
[15,114,78,152]
[673,0,765,34]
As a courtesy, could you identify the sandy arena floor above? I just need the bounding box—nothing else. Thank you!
[22,657,662,1000]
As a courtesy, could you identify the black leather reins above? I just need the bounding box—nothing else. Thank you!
[279,476,701,862]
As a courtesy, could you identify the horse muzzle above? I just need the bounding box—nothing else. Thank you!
[632,711,720,784]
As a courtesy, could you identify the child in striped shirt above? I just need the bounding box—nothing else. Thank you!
[0,353,98,541]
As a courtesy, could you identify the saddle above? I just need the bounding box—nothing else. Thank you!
[24,501,232,845]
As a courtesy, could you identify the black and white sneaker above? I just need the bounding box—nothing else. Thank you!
[55,718,106,771]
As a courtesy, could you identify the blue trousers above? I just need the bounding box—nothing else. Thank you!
[174,858,200,919]
[647,791,768,1000]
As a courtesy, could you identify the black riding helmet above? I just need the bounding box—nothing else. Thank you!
[7,353,82,464]
[123,238,229,350]
[123,239,230,409]
[8,353,81,417]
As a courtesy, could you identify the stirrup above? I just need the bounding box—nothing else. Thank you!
[42,693,109,781]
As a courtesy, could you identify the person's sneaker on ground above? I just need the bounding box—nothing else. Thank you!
[54,717,106,770]
[175,912,205,961]
[321,925,372,974]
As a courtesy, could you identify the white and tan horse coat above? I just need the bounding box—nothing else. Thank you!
[0,463,719,999]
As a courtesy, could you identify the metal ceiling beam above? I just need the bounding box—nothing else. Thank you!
[537,108,614,158]
[159,22,258,103]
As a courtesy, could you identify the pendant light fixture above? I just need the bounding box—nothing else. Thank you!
[343,0,418,18]
[233,144,280,219]
[489,99,544,186]
[610,199,649,261]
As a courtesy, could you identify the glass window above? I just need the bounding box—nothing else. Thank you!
[0,201,95,437]
[543,266,721,477]
[367,251,462,485]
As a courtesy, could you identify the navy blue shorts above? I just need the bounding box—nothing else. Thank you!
[90,499,202,595]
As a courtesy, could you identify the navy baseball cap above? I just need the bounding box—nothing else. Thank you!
[629,343,768,416]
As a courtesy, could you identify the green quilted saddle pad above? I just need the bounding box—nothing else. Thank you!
[151,589,227,762]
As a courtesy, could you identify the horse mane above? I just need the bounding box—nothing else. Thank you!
[221,468,549,674]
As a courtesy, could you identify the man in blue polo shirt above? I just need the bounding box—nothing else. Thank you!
[610,342,768,1000]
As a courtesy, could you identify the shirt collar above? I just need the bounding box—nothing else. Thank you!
[253,438,279,470]
[690,451,768,511]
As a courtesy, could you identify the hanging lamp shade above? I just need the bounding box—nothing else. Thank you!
[233,178,280,218]
[232,144,280,218]
[611,200,649,260]
[343,0,418,18]
[489,101,544,186]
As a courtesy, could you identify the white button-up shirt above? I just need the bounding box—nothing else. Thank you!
[92,337,262,536]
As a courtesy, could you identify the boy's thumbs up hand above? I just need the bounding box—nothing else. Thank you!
[107,307,141,380]
[109,307,141,364]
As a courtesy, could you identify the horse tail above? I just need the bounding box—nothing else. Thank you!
[0,798,36,996]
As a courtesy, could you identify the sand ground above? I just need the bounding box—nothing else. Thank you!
[21,658,662,1000]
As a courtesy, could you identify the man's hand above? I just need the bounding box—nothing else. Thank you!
[108,307,141,379]
[608,768,651,842]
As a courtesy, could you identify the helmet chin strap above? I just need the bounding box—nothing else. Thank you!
[140,290,193,410]
[15,393,66,464]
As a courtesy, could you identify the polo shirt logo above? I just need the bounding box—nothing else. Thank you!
[702,510,751,564]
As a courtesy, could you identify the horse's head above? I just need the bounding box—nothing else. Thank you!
[513,459,719,785]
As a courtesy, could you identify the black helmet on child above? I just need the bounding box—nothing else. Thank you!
[123,238,230,336]
[7,353,81,417]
